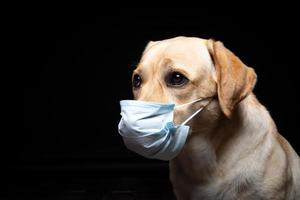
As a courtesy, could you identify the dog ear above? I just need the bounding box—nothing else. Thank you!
[207,39,257,117]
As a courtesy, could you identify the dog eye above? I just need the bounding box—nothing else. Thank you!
[166,72,188,87]
[132,74,142,88]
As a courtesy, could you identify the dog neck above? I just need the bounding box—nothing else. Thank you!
[170,93,276,184]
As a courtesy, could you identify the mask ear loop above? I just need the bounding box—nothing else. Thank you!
[181,106,205,125]
[174,98,203,109]
[175,98,213,126]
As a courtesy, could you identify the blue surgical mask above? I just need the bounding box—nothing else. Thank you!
[118,98,211,161]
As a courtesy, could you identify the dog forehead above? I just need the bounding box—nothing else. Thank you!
[140,37,213,69]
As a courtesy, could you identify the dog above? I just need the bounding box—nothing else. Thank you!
[130,36,300,199]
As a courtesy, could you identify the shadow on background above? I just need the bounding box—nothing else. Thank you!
[3,5,299,199]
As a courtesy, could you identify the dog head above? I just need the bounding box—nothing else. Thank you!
[132,36,256,129]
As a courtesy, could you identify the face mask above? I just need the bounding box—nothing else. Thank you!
[118,98,211,161]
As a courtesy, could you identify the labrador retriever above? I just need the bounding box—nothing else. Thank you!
[130,36,300,199]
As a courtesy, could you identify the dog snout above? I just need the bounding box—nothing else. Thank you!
[135,81,169,103]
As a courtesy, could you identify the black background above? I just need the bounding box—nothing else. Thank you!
[4,5,300,199]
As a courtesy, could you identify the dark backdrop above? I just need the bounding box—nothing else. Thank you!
[4,6,300,199]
